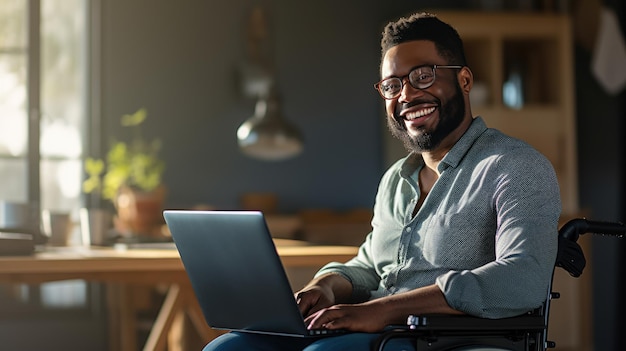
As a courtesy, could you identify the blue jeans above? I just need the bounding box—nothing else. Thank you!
[202,331,415,351]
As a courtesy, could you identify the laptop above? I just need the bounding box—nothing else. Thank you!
[163,210,346,337]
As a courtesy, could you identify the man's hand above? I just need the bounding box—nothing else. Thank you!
[294,273,353,317]
[295,285,335,318]
[303,302,391,333]
[299,284,460,333]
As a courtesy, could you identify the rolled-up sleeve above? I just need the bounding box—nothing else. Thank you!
[436,148,560,318]
[315,238,381,302]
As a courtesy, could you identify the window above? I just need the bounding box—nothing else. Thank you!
[40,0,88,216]
[1,0,92,310]
[0,0,29,203]
[1,0,87,221]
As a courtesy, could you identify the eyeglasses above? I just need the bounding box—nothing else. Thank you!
[373,65,463,100]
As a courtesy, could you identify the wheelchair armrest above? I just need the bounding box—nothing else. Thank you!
[373,313,546,351]
[406,313,546,331]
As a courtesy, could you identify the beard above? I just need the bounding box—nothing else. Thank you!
[387,83,465,154]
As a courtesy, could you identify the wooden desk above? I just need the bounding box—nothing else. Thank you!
[0,240,358,351]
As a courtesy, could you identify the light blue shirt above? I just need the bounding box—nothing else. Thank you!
[316,117,561,318]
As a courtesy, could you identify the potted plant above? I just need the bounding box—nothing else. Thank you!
[83,108,166,237]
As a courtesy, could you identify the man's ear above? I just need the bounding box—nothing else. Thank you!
[458,66,473,94]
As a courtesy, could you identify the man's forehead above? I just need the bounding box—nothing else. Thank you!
[381,40,439,76]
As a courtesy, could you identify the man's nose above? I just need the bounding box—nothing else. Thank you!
[398,78,423,102]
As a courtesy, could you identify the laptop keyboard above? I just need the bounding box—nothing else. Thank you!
[307,328,347,336]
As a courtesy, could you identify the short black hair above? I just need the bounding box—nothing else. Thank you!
[380,12,467,66]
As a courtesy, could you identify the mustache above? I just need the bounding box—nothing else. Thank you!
[400,98,441,112]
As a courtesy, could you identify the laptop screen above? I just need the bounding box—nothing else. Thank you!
[164,210,313,337]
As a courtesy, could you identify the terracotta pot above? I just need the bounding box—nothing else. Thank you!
[114,185,166,237]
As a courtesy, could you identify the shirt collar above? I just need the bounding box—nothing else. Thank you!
[439,116,487,170]
[399,116,487,177]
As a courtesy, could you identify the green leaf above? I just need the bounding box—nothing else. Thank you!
[121,108,147,127]
[84,158,105,177]
[82,176,101,194]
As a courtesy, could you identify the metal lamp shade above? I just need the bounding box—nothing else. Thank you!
[237,93,303,161]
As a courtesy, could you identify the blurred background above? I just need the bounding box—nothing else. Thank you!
[0,0,624,350]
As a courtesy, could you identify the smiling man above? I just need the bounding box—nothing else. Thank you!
[203,12,561,351]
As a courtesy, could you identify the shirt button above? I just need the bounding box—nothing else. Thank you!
[405,227,411,232]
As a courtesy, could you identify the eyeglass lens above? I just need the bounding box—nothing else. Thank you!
[378,66,436,99]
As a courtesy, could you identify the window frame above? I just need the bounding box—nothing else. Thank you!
[0,0,104,317]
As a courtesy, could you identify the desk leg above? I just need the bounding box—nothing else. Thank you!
[186,296,219,343]
[169,288,226,350]
[142,284,226,351]
[143,284,184,351]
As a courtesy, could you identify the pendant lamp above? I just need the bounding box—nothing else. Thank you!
[237,88,304,161]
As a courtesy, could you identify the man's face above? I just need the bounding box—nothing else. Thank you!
[381,40,466,153]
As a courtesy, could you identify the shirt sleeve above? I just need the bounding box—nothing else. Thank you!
[314,235,381,302]
[313,160,406,303]
[436,149,561,318]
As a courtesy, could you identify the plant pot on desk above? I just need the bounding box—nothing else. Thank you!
[114,184,166,238]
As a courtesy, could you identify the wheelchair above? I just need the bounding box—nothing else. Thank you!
[373,218,626,351]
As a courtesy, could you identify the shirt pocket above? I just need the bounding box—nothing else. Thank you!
[422,213,495,269]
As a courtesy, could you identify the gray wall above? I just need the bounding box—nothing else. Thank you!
[101,0,385,212]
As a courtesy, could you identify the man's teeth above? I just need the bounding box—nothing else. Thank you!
[405,107,436,120]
